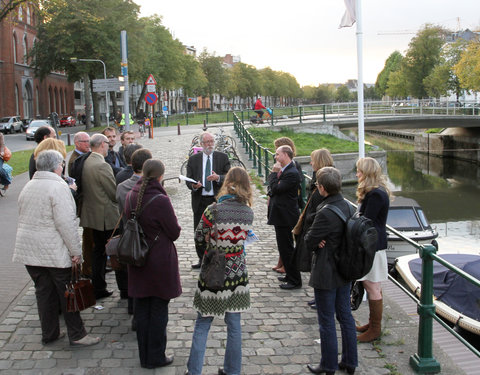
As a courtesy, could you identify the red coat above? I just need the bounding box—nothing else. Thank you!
[126,179,182,300]
[254,99,266,110]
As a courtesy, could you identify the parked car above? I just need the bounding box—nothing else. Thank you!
[25,119,51,140]
[60,116,76,127]
[0,116,23,134]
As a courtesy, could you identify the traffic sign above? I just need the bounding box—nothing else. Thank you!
[145,74,156,85]
[145,92,158,106]
[92,78,121,92]
[146,84,156,93]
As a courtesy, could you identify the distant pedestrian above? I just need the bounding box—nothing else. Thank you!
[186,167,254,375]
[28,125,56,179]
[0,133,12,194]
[355,157,391,343]
[13,150,100,347]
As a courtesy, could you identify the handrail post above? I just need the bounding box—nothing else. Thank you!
[323,104,326,122]
[186,112,189,126]
[206,111,209,125]
[248,135,253,161]
[299,106,303,123]
[410,244,441,374]
[264,148,270,183]
[257,144,263,177]
[252,142,257,168]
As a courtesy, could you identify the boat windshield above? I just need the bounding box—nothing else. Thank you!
[416,209,430,229]
[387,208,422,230]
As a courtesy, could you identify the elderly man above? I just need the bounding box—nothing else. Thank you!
[185,132,230,268]
[267,145,302,290]
[68,132,90,176]
[80,134,120,299]
[67,131,93,278]
[102,127,126,176]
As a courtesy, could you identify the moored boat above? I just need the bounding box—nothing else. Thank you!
[394,253,480,336]
[386,196,438,264]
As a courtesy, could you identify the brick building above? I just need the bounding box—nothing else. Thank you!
[0,3,74,120]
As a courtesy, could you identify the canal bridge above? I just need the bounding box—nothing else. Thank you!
[284,100,480,130]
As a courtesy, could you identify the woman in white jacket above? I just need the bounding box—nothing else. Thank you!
[13,150,99,347]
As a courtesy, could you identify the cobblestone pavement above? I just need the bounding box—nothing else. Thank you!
[0,125,466,374]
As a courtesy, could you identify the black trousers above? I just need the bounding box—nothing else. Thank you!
[26,265,86,343]
[274,225,302,286]
[193,195,216,260]
[135,296,170,368]
[91,229,113,293]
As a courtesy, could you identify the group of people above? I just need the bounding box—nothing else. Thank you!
[11,124,391,375]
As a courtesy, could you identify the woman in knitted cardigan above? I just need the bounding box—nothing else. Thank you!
[186,167,254,375]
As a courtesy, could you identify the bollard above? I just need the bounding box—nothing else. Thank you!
[177,122,181,136]
[203,120,207,131]
[67,133,71,146]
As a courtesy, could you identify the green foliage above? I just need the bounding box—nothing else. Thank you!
[386,70,409,98]
[376,51,403,97]
[335,85,352,102]
[248,128,371,156]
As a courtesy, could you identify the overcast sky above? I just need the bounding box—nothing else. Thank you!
[136,0,479,87]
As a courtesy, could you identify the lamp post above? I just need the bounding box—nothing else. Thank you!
[70,58,109,126]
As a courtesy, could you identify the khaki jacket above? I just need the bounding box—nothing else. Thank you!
[80,152,119,230]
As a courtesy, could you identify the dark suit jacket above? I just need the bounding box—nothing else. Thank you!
[305,193,351,290]
[115,165,134,185]
[105,149,126,176]
[267,161,301,227]
[67,150,82,176]
[185,151,230,213]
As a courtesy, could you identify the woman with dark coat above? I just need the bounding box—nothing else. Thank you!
[125,159,182,369]
[293,149,334,284]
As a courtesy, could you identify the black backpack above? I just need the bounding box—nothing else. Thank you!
[69,151,92,213]
[324,203,378,281]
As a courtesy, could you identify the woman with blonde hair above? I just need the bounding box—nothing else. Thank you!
[293,149,334,309]
[355,157,391,342]
[186,166,254,375]
[271,136,304,273]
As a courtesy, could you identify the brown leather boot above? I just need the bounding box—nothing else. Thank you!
[357,299,382,342]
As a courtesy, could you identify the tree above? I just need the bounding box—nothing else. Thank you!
[199,50,228,110]
[386,70,409,98]
[0,0,42,22]
[375,51,403,97]
[454,40,480,92]
[230,62,261,108]
[335,85,351,102]
[29,0,141,127]
[425,39,469,99]
[402,25,446,98]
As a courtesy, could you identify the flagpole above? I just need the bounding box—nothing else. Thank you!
[356,0,365,158]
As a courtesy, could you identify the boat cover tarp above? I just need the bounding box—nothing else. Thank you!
[409,254,480,321]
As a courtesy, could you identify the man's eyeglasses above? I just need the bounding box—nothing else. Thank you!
[78,140,89,143]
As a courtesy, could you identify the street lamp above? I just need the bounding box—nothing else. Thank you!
[71,57,110,126]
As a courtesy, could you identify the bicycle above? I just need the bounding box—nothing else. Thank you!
[249,108,277,126]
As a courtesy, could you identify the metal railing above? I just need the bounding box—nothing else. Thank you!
[233,111,480,374]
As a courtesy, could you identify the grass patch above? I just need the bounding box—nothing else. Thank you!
[425,128,444,134]
[8,145,74,177]
[384,362,401,375]
[248,127,375,156]
[249,170,267,195]
[365,134,414,151]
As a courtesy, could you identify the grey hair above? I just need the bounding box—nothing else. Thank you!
[36,150,64,172]
[90,133,108,148]
[74,131,89,142]
[199,132,214,143]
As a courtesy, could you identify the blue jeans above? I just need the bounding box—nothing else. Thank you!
[187,312,242,375]
[314,284,358,371]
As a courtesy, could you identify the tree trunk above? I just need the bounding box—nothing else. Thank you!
[84,74,92,129]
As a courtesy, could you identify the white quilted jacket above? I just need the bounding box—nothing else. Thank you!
[13,171,81,268]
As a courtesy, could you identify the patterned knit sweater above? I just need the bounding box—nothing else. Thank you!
[194,196,254,317]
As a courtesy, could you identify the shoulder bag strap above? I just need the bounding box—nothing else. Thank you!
[323,203,347,223]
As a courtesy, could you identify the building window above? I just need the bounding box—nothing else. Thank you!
[27,7,31,24]
[18,7,23,21]
[23,34,28,64]
[12,33,17,63]
[15,85,20,115]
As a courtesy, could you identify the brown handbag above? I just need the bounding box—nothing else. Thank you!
[1,146,11,162]
[64,263,96,312]
[292,194,314,235]
[105,214,123,271]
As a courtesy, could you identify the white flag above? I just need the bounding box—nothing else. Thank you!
[339,0,356,28]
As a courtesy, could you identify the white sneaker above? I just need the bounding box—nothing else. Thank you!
[70,335,101,347]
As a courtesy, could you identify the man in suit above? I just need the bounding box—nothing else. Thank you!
[68,132,90,175]
[67,131,93,278]
[80,134,120,299]
[267,145,302,289]
[102,127,126,176]
[186,132,230,269]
